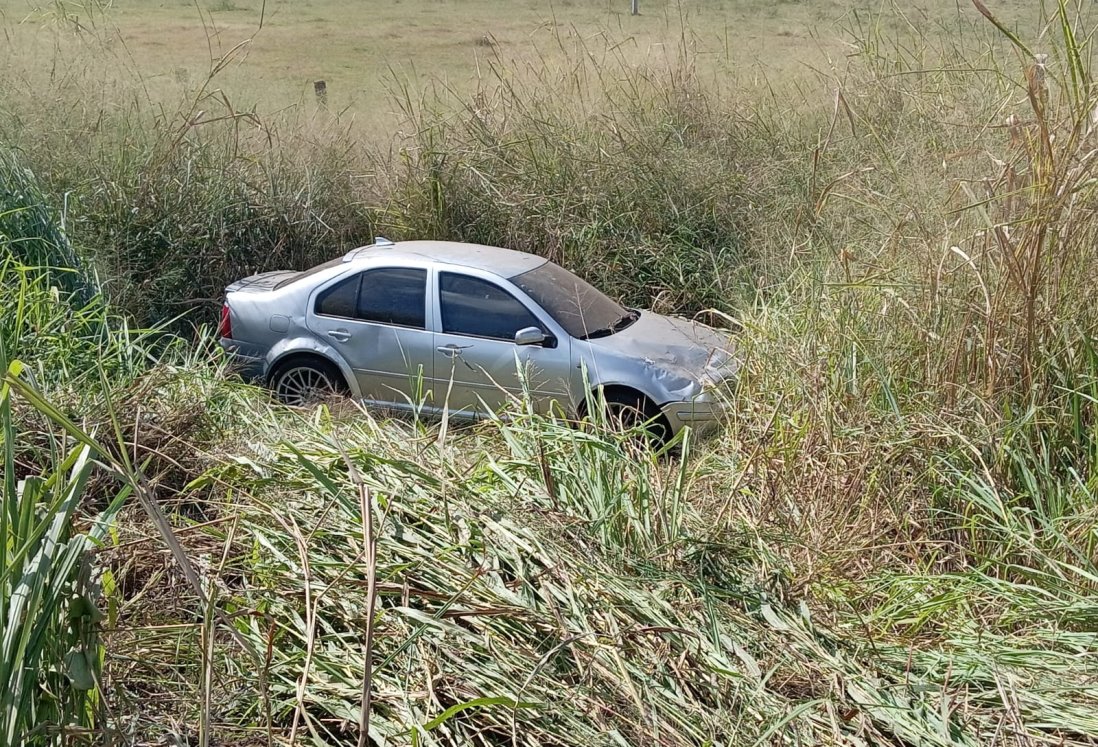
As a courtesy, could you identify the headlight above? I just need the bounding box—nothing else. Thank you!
[651,367,703,399]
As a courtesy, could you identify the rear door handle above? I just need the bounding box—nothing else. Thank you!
[327,329,351,342]
[436,344,470,358]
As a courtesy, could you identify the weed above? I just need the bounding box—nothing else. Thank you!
[2,1,1098,745]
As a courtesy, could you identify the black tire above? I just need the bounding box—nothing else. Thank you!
[269,357,346,407]
[595,388,671,446]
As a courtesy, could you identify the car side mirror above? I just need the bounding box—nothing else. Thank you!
[514,326,548,346]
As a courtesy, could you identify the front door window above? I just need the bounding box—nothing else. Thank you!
[439,273,544,340]
[433,272,568,416]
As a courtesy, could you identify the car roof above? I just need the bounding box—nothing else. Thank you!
[343,240,547,278]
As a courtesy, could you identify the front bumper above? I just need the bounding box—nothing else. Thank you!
[660,390,730,436]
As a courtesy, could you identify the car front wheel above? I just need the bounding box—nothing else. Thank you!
[593,389,671,446]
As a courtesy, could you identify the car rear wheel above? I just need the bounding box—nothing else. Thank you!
[270,358,346,407]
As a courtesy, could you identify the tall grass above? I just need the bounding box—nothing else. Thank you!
[112,393,1091,746]
[0,145,241,746]
[0,24,793,325]
[0,373,126,746]
[0,151,127,746]
[0,57,377,325]
[380,42,773,315]
[2,1,1098,745]
[0,150,95,305]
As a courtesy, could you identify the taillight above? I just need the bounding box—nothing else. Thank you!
[217,302,232,339]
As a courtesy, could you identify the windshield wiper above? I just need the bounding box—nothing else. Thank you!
[581,310,639,340]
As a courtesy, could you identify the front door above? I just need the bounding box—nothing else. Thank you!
[308,267,434,410]
[432,271,572,418]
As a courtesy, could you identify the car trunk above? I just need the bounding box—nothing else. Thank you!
[225,270,299,293]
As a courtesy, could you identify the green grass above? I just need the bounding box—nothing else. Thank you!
[0,160,125,746]
[0,395,111,747]
[0,150,95,305]
[2,0,1098,744]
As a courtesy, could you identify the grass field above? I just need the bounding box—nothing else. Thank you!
[1,0,1046,121]
[4,0,1098,745]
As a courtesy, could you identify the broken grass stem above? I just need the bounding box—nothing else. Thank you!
[357,479,378,747]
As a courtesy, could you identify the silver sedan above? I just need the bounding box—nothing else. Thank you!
[218,239,737,439]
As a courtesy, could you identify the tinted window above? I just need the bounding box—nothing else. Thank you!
[440,273,542,341]
[510,261,629,339]
[315,273,361,318]
[358,268,427,328]
[314,268,427,328]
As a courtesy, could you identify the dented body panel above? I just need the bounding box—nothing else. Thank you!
[219,240,738,436]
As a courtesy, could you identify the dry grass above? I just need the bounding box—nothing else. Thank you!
[4,0,1098,745]
[0,0,1045,126]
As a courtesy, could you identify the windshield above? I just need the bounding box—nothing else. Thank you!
[510,262,633,339]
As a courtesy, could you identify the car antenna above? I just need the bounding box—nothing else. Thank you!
[374,236,394,247]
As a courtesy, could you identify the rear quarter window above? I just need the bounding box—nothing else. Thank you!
[315,274,361,317]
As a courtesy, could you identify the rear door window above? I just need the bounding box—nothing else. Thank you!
[357,268,427,328]
[315,273,361,318]
[314,267,427,329]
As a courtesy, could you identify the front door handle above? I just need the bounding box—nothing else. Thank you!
[327,329,351,342]
[436,344,470,358]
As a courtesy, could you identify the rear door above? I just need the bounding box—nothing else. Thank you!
[431,271,572,417]
[307,267,434,409]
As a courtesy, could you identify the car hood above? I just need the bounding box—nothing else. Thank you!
[585,311,738,380]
